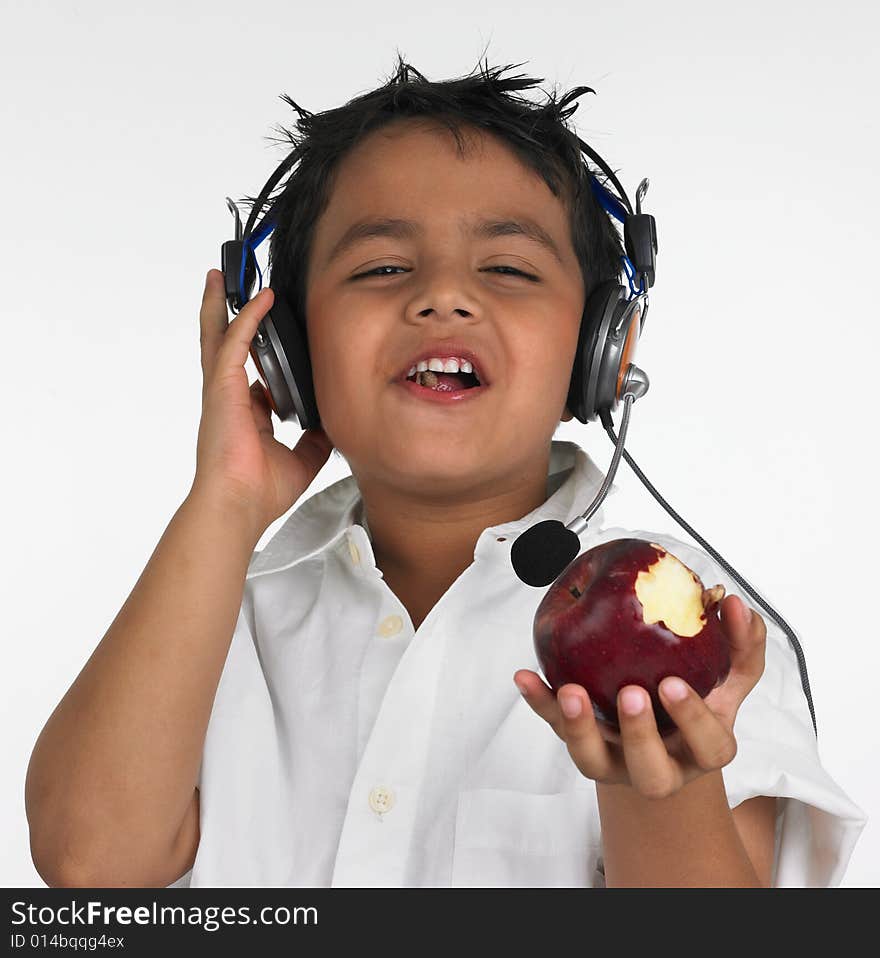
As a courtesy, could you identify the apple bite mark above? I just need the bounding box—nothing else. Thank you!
[635,544,726,637]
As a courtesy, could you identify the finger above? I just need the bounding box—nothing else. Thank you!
[216,286,275,381]
[658,676,738,771]
[617,685,683,799]
[718,594,767,701]
[201,271,274,384]
[723,594,767,669]
[556,684,618,781]
[199,269,230,383]
[514,670,566,740]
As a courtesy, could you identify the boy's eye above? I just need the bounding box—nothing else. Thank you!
[352,265,538,281]
[353,265,407,278]
[486,266,537,280]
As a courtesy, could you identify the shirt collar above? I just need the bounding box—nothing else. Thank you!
[247,439,619,579]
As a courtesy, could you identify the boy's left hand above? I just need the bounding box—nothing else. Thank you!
[513,594,766,799]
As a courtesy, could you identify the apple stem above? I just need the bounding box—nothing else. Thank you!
[570,586,582,599]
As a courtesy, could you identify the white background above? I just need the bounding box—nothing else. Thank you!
[2,0,877,887]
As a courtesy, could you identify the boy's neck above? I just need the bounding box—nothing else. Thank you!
[355,451,553,627]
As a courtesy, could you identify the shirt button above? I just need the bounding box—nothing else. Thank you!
[369,786,395,815]
[377,614,403,638]
[347,536,361,565]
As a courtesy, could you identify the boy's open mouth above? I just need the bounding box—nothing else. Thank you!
[394,348,490,389]
[394,350,491,405]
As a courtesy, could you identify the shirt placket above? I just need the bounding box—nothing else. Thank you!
[330,529,455,886]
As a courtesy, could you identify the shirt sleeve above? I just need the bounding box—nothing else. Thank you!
[594,526,869,887]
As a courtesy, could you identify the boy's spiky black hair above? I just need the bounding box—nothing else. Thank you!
[236,52,627,342]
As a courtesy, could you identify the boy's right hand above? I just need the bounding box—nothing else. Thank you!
[190,269,334,536]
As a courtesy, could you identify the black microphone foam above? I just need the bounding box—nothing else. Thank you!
[510,519,581,587]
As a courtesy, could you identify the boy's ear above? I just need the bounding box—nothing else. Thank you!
[561,405,574,423]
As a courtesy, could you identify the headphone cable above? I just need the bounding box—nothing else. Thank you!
[599,407,818,739]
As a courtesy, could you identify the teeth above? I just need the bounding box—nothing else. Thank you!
[406,356,478,380]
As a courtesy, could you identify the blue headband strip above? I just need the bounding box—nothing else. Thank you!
[589,176,628,224]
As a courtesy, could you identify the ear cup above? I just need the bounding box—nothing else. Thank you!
[609,297,644,405]
[567,280,628,424]
[248,290,321,431]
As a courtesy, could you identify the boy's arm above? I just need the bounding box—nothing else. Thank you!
[596,773,775,887]
[25,487,262,888]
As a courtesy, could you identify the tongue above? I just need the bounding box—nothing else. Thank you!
[420,371,470,392]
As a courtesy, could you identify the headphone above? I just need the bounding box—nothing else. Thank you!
[220,132,818,738]
[220,135,655,433]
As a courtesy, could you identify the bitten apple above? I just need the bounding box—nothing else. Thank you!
[532,538,730,735]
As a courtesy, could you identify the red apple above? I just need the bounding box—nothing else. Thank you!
[533,538,730,735]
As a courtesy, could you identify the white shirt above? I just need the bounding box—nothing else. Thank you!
[169,439,866,888]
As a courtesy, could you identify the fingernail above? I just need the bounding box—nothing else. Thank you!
[661,677,688,702]
[620,688,646,714]
[743,601,753,624]
[515,681,528,697]
[560,695,582,719]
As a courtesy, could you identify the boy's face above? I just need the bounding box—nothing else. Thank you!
[304,118,585,499]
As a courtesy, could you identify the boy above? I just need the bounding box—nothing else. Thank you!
[25,57,865,887]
